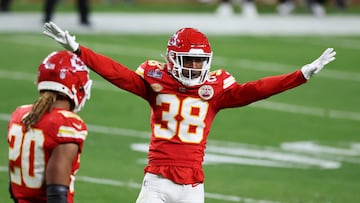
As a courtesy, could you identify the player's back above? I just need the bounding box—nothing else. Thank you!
[8,105,86,203]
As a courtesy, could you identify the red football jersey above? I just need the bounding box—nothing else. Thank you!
[8,105,87,203]
[78,45,306,184]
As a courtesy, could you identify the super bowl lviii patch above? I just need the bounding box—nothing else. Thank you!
[147,69,163,79]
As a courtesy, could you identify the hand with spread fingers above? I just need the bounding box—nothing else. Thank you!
[301,48,336,80]
[43,21,79,52]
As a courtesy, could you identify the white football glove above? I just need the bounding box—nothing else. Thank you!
[301,48,336,80]
[43,21,79,52]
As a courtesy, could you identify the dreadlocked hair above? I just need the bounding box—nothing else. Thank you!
[22,91,57,131]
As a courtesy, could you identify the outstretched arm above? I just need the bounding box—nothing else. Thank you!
[218,48,337,109]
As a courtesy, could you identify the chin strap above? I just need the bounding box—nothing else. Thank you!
[46,184,69,203]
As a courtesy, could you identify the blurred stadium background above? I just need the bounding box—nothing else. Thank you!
[1,1,360,203]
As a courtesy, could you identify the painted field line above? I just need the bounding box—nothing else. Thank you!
[1,112,151,139]
[251,100,360,121]
[0,166,282,203]
[2,111,358,170]
[0,70,359,122]
[4,36,360,82]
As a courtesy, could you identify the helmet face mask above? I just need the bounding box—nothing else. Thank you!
[167,28,213,87]
[37,51,92,112]
[169,51,212,87]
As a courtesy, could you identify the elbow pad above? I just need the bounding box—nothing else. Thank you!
[46,184,69,203]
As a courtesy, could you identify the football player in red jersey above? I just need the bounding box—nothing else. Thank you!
[7,50,92,203]
[43,22,336,203]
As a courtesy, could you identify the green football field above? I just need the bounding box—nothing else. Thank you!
[0,33,360,203]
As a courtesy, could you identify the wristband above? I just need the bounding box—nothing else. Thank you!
[46,184,69,203]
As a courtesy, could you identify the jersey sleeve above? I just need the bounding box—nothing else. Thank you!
[78,45,149,99]
[55,110,88,152]
[216,70,307,109]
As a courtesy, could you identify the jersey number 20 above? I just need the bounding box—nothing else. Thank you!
[8,124,45,188]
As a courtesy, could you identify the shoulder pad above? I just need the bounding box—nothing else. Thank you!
[58,110,83,121]
[209,69,236,89]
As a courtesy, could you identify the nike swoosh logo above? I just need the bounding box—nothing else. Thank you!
[192,183,200,187]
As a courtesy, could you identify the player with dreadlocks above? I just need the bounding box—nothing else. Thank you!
[7,50,92,203]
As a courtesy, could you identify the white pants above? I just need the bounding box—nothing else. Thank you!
[135,173,204,203]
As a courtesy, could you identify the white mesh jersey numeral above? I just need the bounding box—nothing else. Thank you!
[154,94,209,143]
[8,124,45,188]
